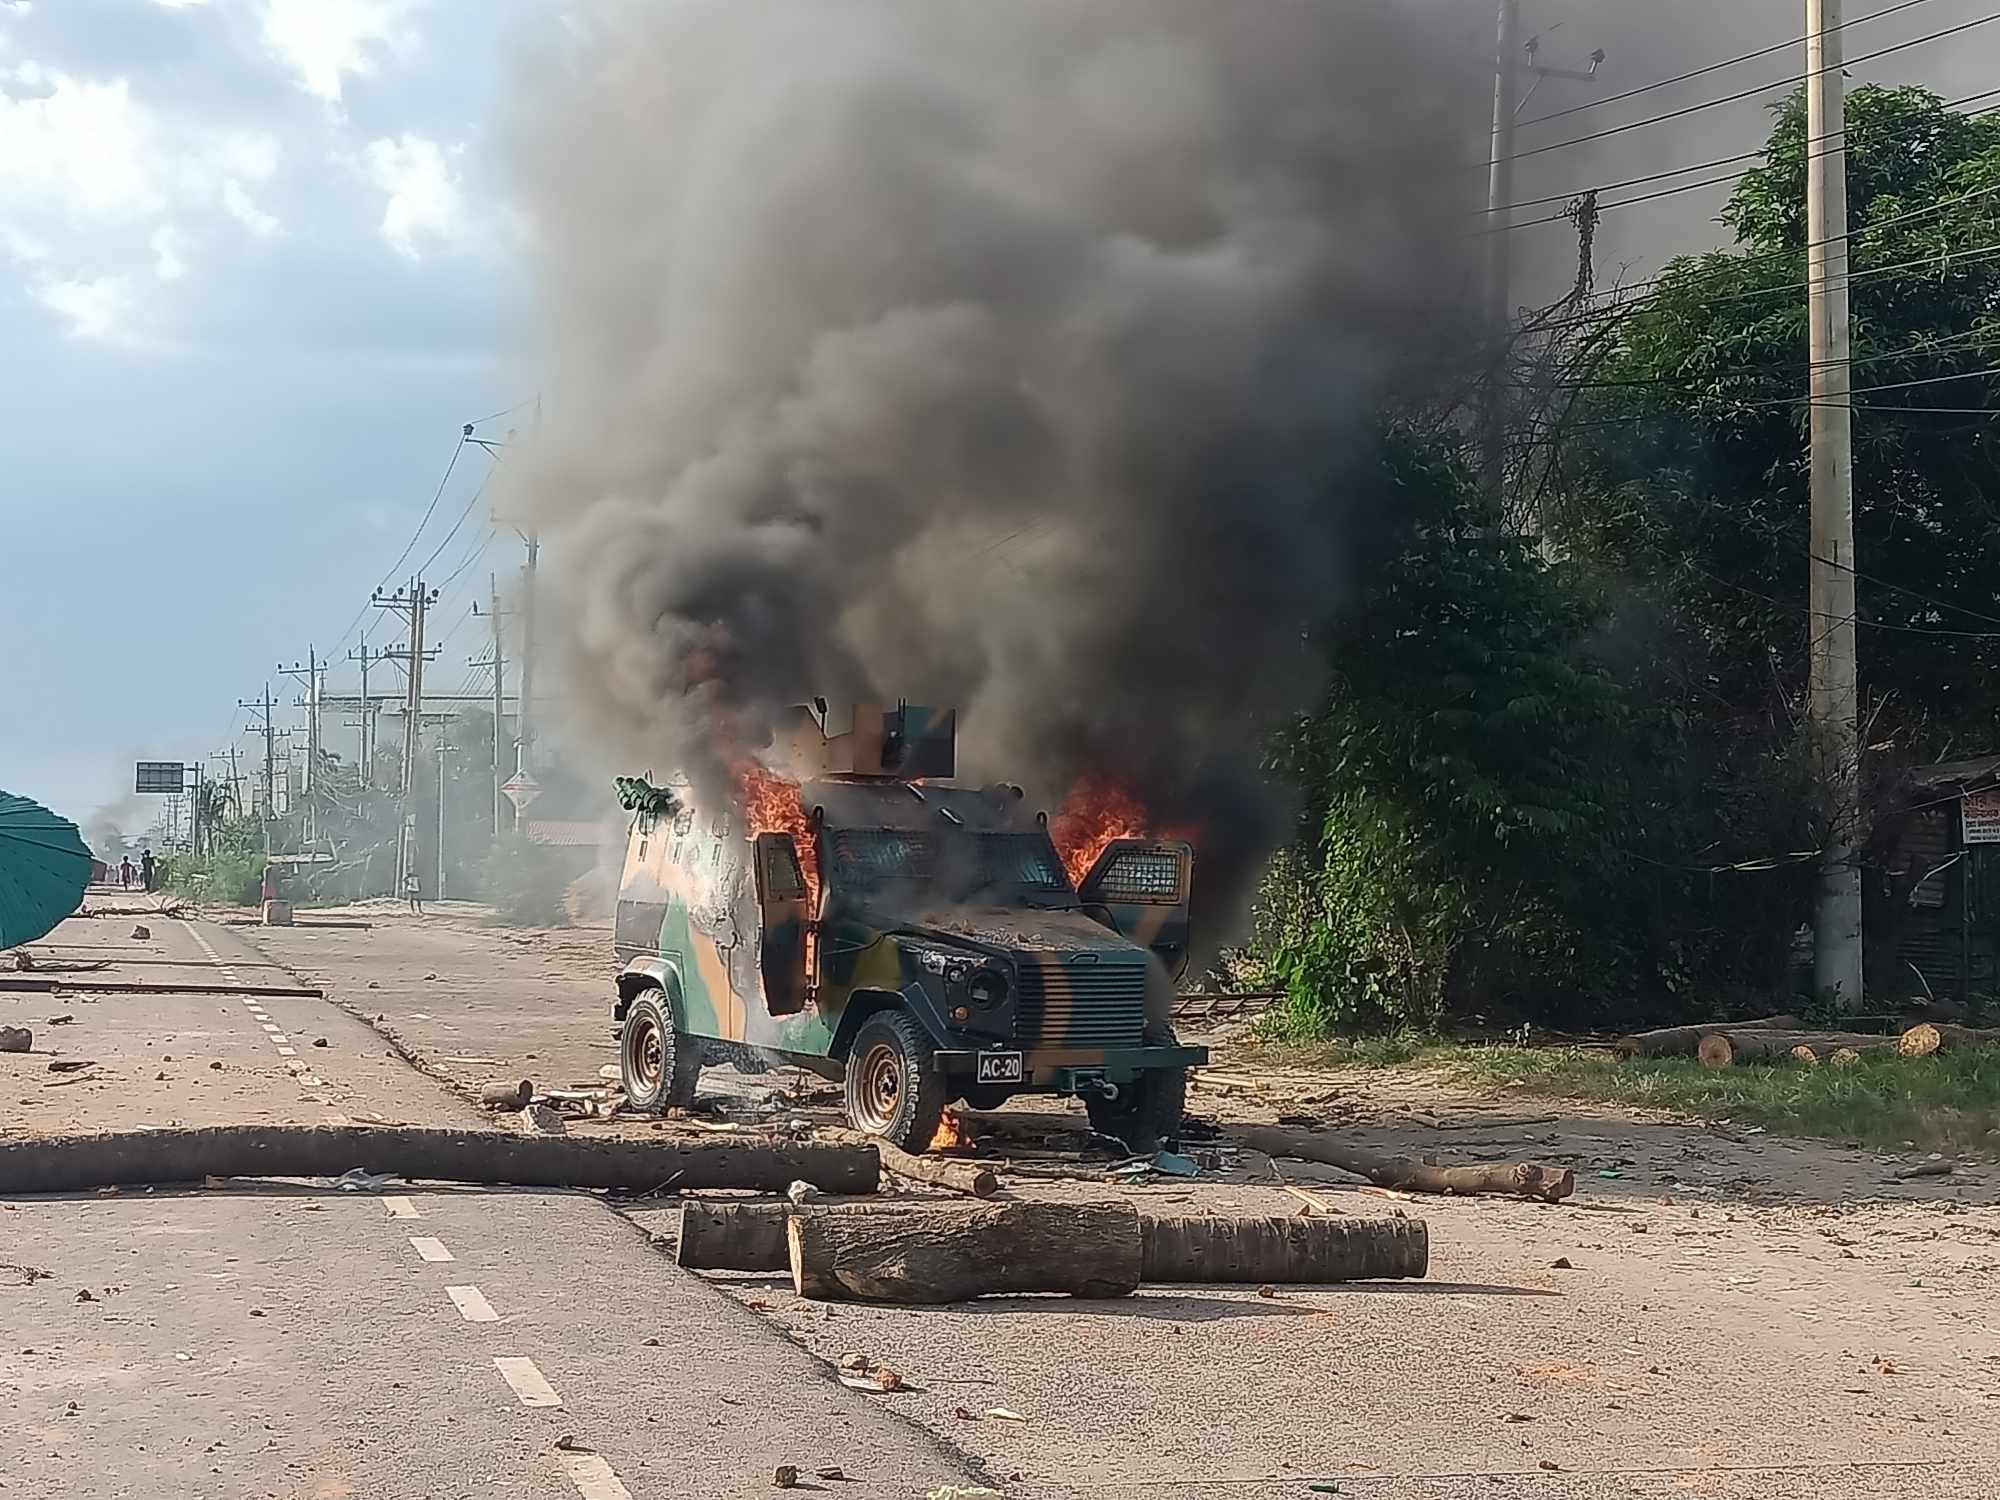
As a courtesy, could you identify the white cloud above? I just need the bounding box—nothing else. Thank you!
[362,131,463,259]
[148,0,209,9]
[260,0,419,104]
[34,273,136,341]
[149,223,187,280]
[221,177,279,237]
[0,71,159,215]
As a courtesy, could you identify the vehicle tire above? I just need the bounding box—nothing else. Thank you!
[844,1010,948,1152]
[958,1084,1013,1112]
[620,988,701,1114]
[1085,1025,1187,1151]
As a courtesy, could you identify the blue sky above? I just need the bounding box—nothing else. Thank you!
[0,0,530,831]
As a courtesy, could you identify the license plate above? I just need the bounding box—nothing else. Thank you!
[975,1051,1024,1085]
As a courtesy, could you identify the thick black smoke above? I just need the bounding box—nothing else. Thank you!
[504,0,1483,943]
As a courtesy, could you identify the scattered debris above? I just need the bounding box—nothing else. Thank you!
[75,1288,96,1303]
[1234,1125,1575,1203]
[45,1015,73,1027]
[131,925,151,941]
[873,1367,905,1392]
[517,1103,568,1136]
[47,1059,94,1074]
[787,1179,821,1205]
[332,1168,396,1193]
[0,1026,31,1053]
[312,1038,328,1049]
[479,1080,535,1111]
[1894,1160,1955,1181]
[774,1464,799,1488]
[1,1262,52,1285]
[1550,1257,1574,1270]
[984,1408,1026,1422]
[815,1467,847,1482]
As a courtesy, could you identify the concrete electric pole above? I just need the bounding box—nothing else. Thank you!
[348,637,381,787]
[374,578,441,893]
[237,684,277,829]
[279,647,322,844]
[472,575,510,837]
[1805,0,1864,1008]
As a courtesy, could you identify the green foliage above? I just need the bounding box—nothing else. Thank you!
[1264,438,1656,1031]
[1349,1041,2000,1153]
[166,839,267,907]
[480,834,573,928]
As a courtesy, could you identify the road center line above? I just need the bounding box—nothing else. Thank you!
[445,1285,499,1322]
[383,1197,419,1219]
[409,1237,454,1262]
[558,1451,633,1500]
[493,1357,562,1408]
[276,1046,296,1056]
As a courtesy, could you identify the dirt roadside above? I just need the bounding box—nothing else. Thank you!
[219,904,2000,1498]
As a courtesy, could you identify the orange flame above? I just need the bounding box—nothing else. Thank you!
[928,1107,975,1152]
[734,762,820,908]
[1049,773,1152,887]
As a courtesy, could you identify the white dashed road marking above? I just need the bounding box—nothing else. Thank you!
[384,1197,420,1219]
[558,1452,634,1500]
[409,1237,454,1263]
[445,1286,499,1322]
[493,1357,562,1408]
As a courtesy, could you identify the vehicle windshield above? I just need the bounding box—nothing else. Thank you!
[824,828,1074,903]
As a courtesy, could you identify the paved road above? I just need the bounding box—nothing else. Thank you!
[1,906,984,1499]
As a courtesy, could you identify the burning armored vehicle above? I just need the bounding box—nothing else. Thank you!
[611,703,1205,1150]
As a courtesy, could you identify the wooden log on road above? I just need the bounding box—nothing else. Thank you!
[678,1201,1428,1283]
[677,1200,795,1271]
[1897,1022,2000,1058]
[1695,1030,1897,1067]
[787,1199,1142,1303]
[817,1126,999,1198]
[0,1124,879,1196]
[1613,1016,1802,1060]
[1143,1215,1428,1282]
[1233,1124,1575,1203]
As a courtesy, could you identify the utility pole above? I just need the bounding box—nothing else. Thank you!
[517,532,539,775]
[374,577,440,892]
[349,636,379,786]
[472,576,511,837]
[279,647,322,844]
[1806,0,1864,1008]
[238,684,277,828]
[436,736,454,902]
[222,744,244,820]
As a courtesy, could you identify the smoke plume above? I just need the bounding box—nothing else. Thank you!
[504,0,1483,941]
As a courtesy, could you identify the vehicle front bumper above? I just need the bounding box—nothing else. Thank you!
[932,1043,1207,1087]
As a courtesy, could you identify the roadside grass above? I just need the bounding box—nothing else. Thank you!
[1264,1032,2000,1152]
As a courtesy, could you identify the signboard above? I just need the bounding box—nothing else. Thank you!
[501,773,543,813]
[135,761,185,794]
[1962,788,2000,844]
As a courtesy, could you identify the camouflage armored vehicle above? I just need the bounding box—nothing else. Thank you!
[611,702,1205,1150]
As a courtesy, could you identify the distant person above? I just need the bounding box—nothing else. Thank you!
[404,870,424,916]
[140,849,155,892]
[119,856,134,890]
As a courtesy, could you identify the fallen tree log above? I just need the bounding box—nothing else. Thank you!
[479,1080,535,1110]
[0,1125,879,1196]
[788,1199,1142,1303]
[1614,1016,1803,1060]
[1897,1022,2000,1059]
[678,1201,1427,1283]
[1233,1125,1574,1203]
[1143,1215,1427,1282]
[818,1126,998,1197]
[1694,1030,1898,1067]
[677,1200,795,1270]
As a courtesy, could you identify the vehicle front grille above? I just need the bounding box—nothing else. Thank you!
[1014,959,1146,1048]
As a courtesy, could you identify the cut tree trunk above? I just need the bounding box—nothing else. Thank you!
[1142,1215,1427,1282]
[678,1201,1427,1283]
[1694,1031,1898,1067]
[0,1124,879,1196]
[677,1200,794,1271]
[1233,1125,1575,1203]
[817,1126,998,1197]
[1614,1016,1803,1060]
[479,1080,535,1110]
[1897,1022,2000,1059]
[787,1199,1142,1303]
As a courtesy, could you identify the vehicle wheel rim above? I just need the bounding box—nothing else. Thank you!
[629,1014,664,1093]
[854,1040,904,1133]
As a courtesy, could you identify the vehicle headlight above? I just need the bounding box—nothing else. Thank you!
[967,969,1008,1008]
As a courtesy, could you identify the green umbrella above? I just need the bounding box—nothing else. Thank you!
[0,791,93,950]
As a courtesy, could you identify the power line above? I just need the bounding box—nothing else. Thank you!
[1499,10,2000,170]
[1516,0,1944,131]
[1490,83,2000,221]
[328,434,465,657]
[1520,322,2000,393]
